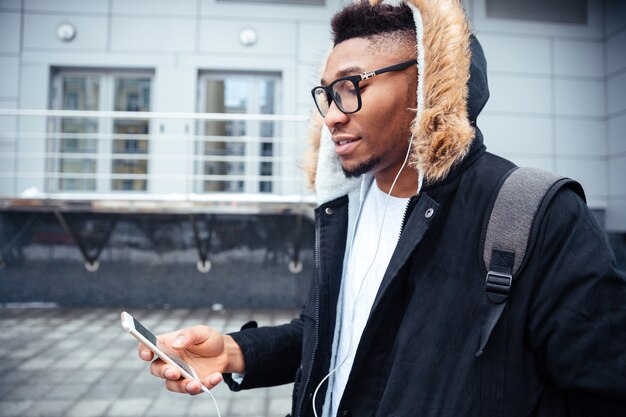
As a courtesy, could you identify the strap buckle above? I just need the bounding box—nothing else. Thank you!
[485,270,512,304]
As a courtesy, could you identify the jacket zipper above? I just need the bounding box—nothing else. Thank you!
[296,211,321,417]
[398,195,417,238]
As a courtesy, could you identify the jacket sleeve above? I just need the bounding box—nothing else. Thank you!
[223,313,304,391]
[527,187,626,415]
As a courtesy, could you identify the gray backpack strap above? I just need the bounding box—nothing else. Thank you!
[477,167,585,417]
[476,167,577,356]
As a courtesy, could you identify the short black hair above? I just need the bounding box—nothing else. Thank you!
[331,1,416,46]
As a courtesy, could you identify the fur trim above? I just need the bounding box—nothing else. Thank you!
[304,110,323,189]
[306,0,474,198]
[408,0,474,183]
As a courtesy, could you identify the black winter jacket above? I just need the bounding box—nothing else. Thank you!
[226,134,626,417]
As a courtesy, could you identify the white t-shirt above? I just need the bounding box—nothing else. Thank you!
[324,179,409,417]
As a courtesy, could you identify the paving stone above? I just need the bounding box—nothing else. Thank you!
[229,397,266,416]
[21,399,73,417]
[0,400,34,417]
[45,383,92,400]
[0,308,297,417]
[65,399,113,417]
[0,370,37,385]
[268,398,292,417]
[98,369,141,385]
[9,383,54,400]
[118,383,160,399]
[104,398,152,417]
[17,357,56,371]
[81,383,127,400]
[188,396,229,417]
[82,357,119,370]
[144,394,191,416]
[0,383,17,399]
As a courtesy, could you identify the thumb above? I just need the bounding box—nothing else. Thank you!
[170,326,211,349]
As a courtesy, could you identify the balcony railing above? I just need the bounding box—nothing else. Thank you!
[0,109,316,214]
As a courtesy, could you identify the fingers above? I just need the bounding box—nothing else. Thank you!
[150,360,180,380]
[149,360,222,395]
[158,369,222,395]
[165,378,204,395]
[137,343,154,362]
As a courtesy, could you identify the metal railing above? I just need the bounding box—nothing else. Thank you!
[0,109,316,213]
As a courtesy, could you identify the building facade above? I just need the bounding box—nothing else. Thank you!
[0,0,625,306]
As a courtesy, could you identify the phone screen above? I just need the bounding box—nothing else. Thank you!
[133,317,158,346]
[131,315,195,377]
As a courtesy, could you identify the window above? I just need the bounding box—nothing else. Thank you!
[486,0,587,25]
[196,72,281,194]
[49,70,153,193]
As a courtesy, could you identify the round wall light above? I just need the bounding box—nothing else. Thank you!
[56,22,77,42]
[239,27,258,47]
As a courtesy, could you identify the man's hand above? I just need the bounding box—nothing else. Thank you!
[137,325,244,395]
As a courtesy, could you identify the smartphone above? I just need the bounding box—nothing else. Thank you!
[120,311,199,381]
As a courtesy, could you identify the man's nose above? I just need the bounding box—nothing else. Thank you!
[323,101,349,129]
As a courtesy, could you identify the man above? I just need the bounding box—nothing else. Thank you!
[139,1,626,416]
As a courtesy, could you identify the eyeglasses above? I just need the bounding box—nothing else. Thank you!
[311,59,417,118]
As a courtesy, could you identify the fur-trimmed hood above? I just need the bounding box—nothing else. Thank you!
[305,0,489,204]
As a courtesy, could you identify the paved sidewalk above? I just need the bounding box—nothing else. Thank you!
[0,307,298,417]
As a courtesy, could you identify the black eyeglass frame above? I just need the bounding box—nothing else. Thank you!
[311,59,417,117]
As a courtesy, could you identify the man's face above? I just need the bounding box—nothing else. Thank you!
[321,37,417,179]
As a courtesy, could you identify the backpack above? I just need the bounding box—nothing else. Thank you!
[475,166,585,417]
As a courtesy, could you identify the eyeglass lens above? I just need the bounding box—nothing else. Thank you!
[314,79,359,117]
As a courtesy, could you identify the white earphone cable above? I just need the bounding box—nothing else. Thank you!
[311,134,415,417]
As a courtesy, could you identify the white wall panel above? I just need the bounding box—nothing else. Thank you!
[607,197,626,231]
[0,100,17,197]
[297,63,322,108]
[21,51,176,67]
[554,39,604,78]
[199,19,296,57]
[154,68,195,113]
[298,23,331,64]
[199,0,338,20]
[608,113,626,155]
[18,64,48,109]
[0,56,19,98]
[150,68,196,194]
[609,156,626,197]
[16,64,48,194]
[111,16,195,53]
[608,71,626,115]
[0,12,20,53]
[479,114,552,156]
[0,99,17,152]
[478,34,551,75]
[25,0,109,13]
[556,158,607,200]
[179,54,292,72]
[484,75,552,115]
[502,155,553,172]
[23,14,108,51]
[112,0,197,16]
[555,119,606,157]
[554,79,604,118]
[607,30,626,75]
